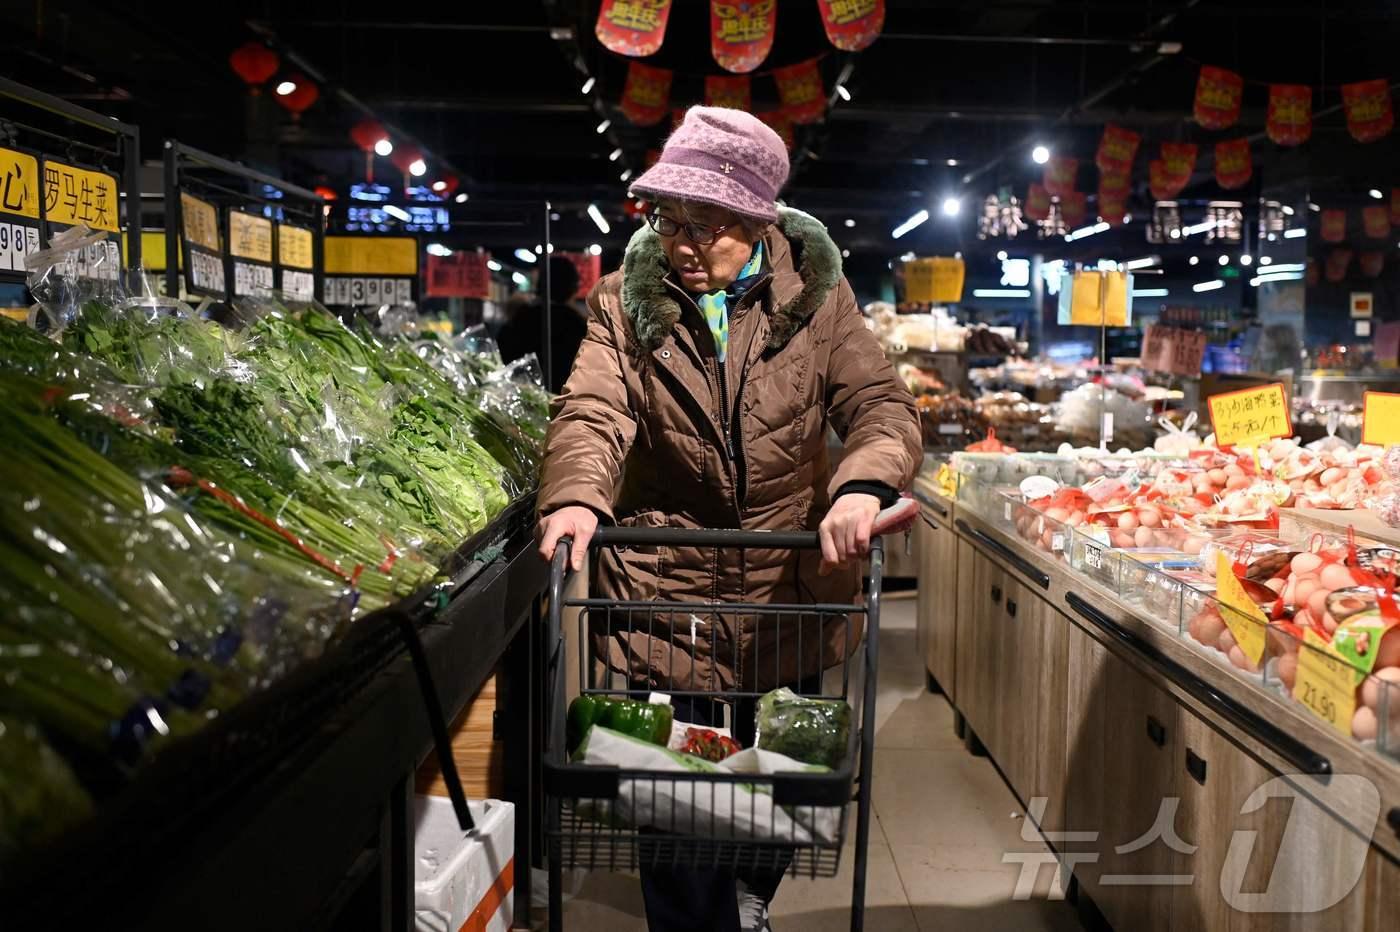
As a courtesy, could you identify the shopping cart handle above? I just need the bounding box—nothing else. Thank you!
[592,526,821,549]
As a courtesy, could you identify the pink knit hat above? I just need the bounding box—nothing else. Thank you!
[629,106,789,224]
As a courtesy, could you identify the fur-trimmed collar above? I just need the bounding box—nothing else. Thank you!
[621,206,842,352]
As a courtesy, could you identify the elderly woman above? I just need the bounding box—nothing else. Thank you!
[537,107,920,932]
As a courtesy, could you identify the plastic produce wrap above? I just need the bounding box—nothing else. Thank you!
[0,718,94,863]
[753,687,851,769]
[24,225,128,335]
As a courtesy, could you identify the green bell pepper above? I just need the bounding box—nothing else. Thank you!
[566,695,673,757]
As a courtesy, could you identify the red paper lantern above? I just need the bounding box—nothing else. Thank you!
[1194,66,1243,130]
[772,59,826,125]
[1043,156,1078,198]
[1266,85,1312,147]
[1363,205,1390,239]
[620,62,673,126]
[1025,183,1051,221]
[1161,142,1197,180]
[432,175,460,197]
[391,144,424,176]
[1149,160,1187,202]
[1320,209,1347,243]
[274,74,319,118]
[350,119,388,153]
[1361,251,1386,278]
[229,42,279,93]
[1095,124,1140,175]
[1214,139,1252,190]
[1060,191,1088,229]
[1342,79,1394,143]
[1325,248,1353,283]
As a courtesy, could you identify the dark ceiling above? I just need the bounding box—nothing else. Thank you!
[2,0,1398,262]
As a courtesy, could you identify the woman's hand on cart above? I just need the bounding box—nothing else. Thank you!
[538,506,599,571]
[818,493,882,575]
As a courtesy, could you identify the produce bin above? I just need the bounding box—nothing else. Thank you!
[414,796,515,932]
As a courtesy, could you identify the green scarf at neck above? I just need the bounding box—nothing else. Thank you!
[695,242,764,364]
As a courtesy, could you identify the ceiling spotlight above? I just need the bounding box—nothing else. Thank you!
[835,85,851,102]
[841,248,850,258]
[1281,205,1295,215]
[619,169,632,182]
[1193,280,1225,293]
[374,138,393,157]
[431,180,447,193]
[588,243,603,256]
[486,259,502,272]
[587,203,611,235]
[275,80,297,96]
[1370,189,1385,200]
[891,209,929,239]
[455,192,468,203]
[1218,255,1229,266]
[1031,145,1051,165]
[941,196,961,217]
[945,158,959,167]
[845,218,856,228]
[596,119,611,134]
[1260,256,1272,265]
[514,248,537,264]
[408,159,427,177]
[426,243,451,257]
[580,77,596,95]
[609,148,622,161]
[996,250,1008,260]
[1239,254,1253,266]
[383,204,410,222]
[1188,255,1199,265]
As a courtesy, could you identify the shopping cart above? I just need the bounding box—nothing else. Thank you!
[542,526,883,931]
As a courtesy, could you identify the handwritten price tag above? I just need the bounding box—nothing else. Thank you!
[1207,383,1291,448]
[1361,391,1400,447]
[1214,551,1267,665]
[1292,629,1359,735]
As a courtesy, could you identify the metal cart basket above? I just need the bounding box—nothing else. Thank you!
[543,527,883,931]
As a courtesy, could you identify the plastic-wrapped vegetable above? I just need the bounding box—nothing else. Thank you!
[566,695,673,757]
[754,688,851,769]
[0,718,94,863]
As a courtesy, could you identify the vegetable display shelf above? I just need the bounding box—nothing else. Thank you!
[3,493,548,932]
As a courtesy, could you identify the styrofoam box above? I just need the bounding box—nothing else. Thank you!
[414,796,515,932]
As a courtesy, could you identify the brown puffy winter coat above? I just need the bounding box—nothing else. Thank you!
[537,208,920,692]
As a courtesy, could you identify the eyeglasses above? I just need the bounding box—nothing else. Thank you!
[646,211,733,246]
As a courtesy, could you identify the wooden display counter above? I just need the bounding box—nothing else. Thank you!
[913,478,1400,931]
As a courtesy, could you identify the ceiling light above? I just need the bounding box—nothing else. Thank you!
[1308,202,1320,212]
[1218,255,1229,266]
[514,248,537,264]
[374,139,394,157]
[609,148,622,161]
[486,259,502,272]
[455,192,468,203]
[1193,280,1225,292]
[275,80,296,96]
[835,84,851,102]
[1188,256,1199,265]
[547,243,555,253]
[1183,219,1217,236]
[1131,288,1169,297]
[596,119,611,134]
[383,204,410,222]
[408,159,426,177]
[1257,262,1305,273]
[946,158,959,167]
[841,248,850,258]
[512,271,529,288]
[426,243,451,257]
[996,250,1008,261]
[1281,205,1295,215]
[1124,256,1159,270]
[1123,213,1133,224]
[580,77,596,95]
[1260,256,1273,265]
[941,197,961,217]
[1239,254,1253,266]
[972,289,1031,298]
[431,180,447,192]
[1065,221,1110,241]
[587,203,611,235]
[619,169,632,182]
[1284,228,1307,239]
[588,243,602,256]
[845,218,856,228]
[1370,189,1384,200]
[892,209,929,238]
[899,251,916,262]
[1031,145,1051,165]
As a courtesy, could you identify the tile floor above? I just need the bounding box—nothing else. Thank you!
[557,596,1086,931]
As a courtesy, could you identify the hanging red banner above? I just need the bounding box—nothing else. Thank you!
[1363,205,1391,239]
[817,0,883,51]
[1266,84,1312,147]
[620,63,673,126]
[1361,251,1386,278]
[757,109,796,150]
[1095,124,1140,175]
[560,251,603,299]
[1025,183,1051,221]
[1321,209,1347,243]
[1194,66,1244,130]
[1161,142,1197,180]
[595,0,673,57]
[1060,191,1088,229]
[711,0,777,74]
[1148,160,1177,201]
[1214,138,1252,190]
[1043,156,1078,198]
[1098,166,1131,199]
[1342,79,1394,143]
[1099,195,1128,227]
[704,74,752,111]
[773,59,826,124]
[425,251,490,299]
[1325,248,1353,283]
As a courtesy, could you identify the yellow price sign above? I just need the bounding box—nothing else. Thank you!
[1214,551,1267,665]
[1207,383,1291,448]
[228,210,273,263]
[181,193,221,253]
[324,236,418,276]
[1361,391,1400,447]
[278,223,314,270]
[0,148,40,220]
[1292,629,1359,735]
[1067,269,1130,326]
[904,257,964,304]
[43,160,120,232]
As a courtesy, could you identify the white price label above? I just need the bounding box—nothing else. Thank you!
[1052,533,1065,552]
[938,422,963,435]
[1085,546,1103,570]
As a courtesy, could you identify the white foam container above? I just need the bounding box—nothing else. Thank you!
[414,796,515,932]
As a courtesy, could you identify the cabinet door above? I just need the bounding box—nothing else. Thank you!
[955,539,996,738]
[1063,622,1183,932]
[1173,710,1372,931]
[1018,596,1069,840]
[926,512,959,700]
